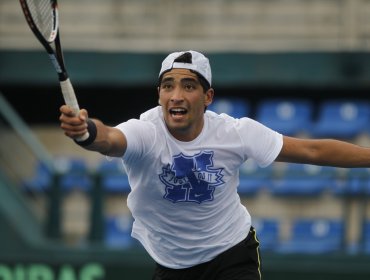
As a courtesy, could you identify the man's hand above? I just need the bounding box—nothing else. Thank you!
[59,105,89,140]
[59,105,127,157]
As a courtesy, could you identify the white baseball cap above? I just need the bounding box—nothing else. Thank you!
[159,50,212,86]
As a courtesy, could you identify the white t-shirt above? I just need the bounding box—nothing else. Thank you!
[116,106,283,269]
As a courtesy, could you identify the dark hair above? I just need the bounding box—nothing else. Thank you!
[158,52,211,92]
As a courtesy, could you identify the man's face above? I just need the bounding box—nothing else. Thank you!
[158,68,213,141]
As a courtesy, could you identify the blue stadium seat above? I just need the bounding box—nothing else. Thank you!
[104,214,134,248]
[310,100,370,139]
[23,158,93,193]
[253,218,280,251]
[23,160,53,193]
[270,163,336,196]
[208,97,249,118]
[332,168,370,196]
[97,160,130,194]
[238,159,272,196]
[256,99,313,136]
[57,157,93,192]
[276,219,344,254]
[364,222,370,254]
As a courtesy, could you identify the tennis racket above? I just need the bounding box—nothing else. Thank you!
[19,0,88,140]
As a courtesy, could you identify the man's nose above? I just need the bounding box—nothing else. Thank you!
[171,88,184,102]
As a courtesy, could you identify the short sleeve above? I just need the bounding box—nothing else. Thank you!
[115,119,156,162]
[235,118,283,167]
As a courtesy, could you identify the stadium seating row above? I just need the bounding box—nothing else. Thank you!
[253,218,370,255]
[238,160,370,197]
[23,157,370,196]
[208,98,370,138]
[103,214,370,255]
[23,158,130,194]
[254,218,345,253]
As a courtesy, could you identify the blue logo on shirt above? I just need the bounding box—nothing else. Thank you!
[159,151,224,203]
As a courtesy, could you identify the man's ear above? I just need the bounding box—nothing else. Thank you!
[157,87,161,105]
[205,88,214,107]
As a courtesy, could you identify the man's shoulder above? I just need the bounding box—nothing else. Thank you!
[205,110,238,123]
[139,106,163,122]
[116,107,161,131]
[205,110,259,134]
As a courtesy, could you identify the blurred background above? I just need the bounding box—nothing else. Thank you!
[1,0,370,279]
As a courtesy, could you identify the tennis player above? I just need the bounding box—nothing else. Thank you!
[59,50,370,280]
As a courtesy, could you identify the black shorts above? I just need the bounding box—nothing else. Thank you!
[152,227,261,280]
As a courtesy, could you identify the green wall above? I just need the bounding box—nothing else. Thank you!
[1,51,370,89]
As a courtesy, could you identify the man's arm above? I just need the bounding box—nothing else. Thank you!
[59,105,127,157]
[276,135,370,168]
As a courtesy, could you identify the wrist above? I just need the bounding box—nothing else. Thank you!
[74,119,97,146]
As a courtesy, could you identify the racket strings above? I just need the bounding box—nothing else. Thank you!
[26,0,56,42]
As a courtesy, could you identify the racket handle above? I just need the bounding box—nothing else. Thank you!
[60,79,89,141]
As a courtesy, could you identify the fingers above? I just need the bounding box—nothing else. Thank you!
[60,105,86,117]
[59,105,89,139]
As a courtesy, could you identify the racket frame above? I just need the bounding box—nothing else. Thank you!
[19,0,89,140]
[19,0,68,81]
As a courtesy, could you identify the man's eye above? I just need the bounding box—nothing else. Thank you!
[184,84,195,90]
[162,84,172,89]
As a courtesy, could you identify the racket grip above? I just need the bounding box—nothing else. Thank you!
[60,78,80,115]
[60,79,89,141]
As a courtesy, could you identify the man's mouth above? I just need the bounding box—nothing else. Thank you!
[169,108,188,116]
